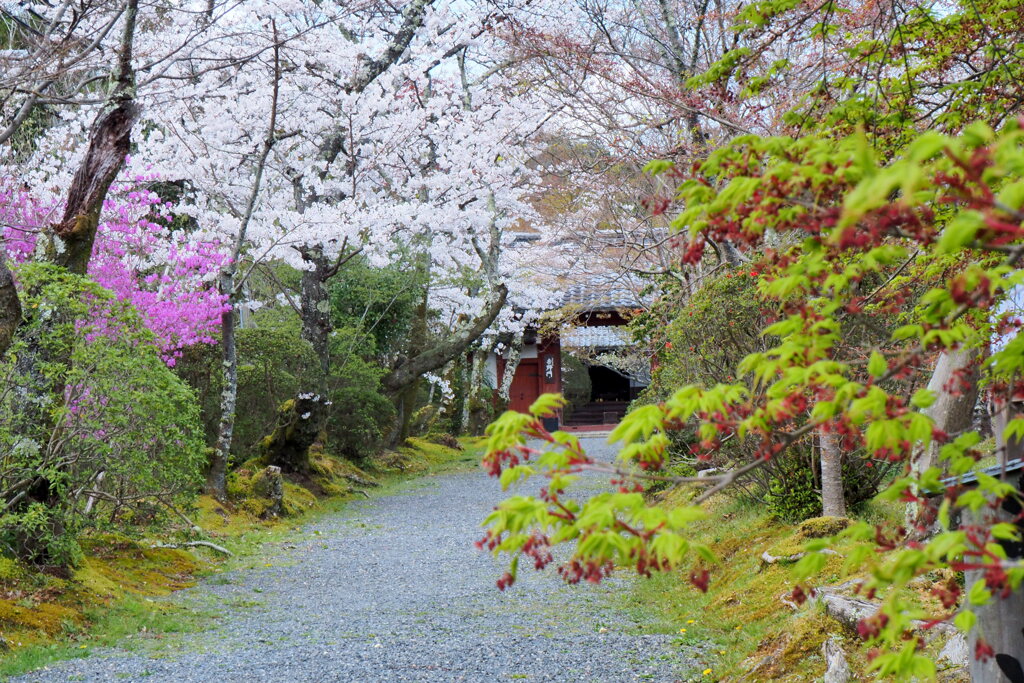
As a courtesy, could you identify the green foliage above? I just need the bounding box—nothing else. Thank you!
[326,327,396,460]
[329,256,422,358]
[560,354,592,421]
[172,314,320,456]
[764,456,820,522]
[483,93,1024,677]
[0,264,204,565]
[641,270,767,401]
[236,321,318,454]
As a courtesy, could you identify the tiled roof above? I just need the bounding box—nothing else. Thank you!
[560,279,646,312]
[561,325,631,349]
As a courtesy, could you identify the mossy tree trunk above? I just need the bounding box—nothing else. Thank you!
[260,245,358,473]
[260,395,323,474]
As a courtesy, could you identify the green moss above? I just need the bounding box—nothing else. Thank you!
[281,483,317,516]
[798,516,851,539]
[620,492,876,679]
[0,557,24,582]
[0,600,77,636]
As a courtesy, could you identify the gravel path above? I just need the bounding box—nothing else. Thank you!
[16,437,696,682]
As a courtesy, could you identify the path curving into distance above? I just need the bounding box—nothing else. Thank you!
[17,436,695,682]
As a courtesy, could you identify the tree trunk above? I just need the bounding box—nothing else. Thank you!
[300,247,332,384]
[45,100,140,275]
[907,348,981,529]
[259,394,322,474]
[260,248,337,472]
[398,379,420,442]
[206,31,282,496]
[206,275,236,500]
[965,500,1024,683]
[0,254,21,357]
[457,353,471,434]
[918,349,981,471]
[466,348,490,434]
[498,335,523,404]
[819,429,846,517]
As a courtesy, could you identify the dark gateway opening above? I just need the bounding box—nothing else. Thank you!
[589,364,631,402]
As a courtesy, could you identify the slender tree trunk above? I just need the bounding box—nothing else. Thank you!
[498,336,523,404]
[461,349,476,431]
[906,348,980,530]
[452,354,468,435]
[466,348,490,434]
[206,27,281,499]
[394,288,430,443]
[206,276,236,499]
[819,429,846,517]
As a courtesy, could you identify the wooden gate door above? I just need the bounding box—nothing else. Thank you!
[509,359,540,414]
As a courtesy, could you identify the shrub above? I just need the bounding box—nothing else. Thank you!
[326,326,396,460]
[0,264,205,565]
[329,257,422,358]
[236,323,318,455]
[172,315,319,457]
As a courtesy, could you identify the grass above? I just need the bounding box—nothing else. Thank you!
[0,435,483,678]
[616,489,967,681]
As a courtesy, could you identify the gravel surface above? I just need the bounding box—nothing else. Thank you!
[15,437,697,682]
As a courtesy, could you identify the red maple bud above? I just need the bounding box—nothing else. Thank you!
[496,571,515,591]
[975,638,995,662]
[689,568,710,593]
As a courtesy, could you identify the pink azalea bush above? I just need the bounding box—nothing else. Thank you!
[0,174,229,364]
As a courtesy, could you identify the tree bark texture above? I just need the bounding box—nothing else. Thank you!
[0,254,21,357]
[208,27,281,497]
[300,247,332,385]
[465,348,490,434]
[819,429,847,517]
[256,248,333,474]
[46,99,140,275]
[259,394,328,474]
[906,349,981,529]
[966,498,1024,683]
[260,394,322,474]
[918,349,981,472]
[498,334,523,404]
[206,275,235,500]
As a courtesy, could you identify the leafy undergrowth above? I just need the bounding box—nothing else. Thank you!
[0,435,480,676]
[618,488,969,682]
